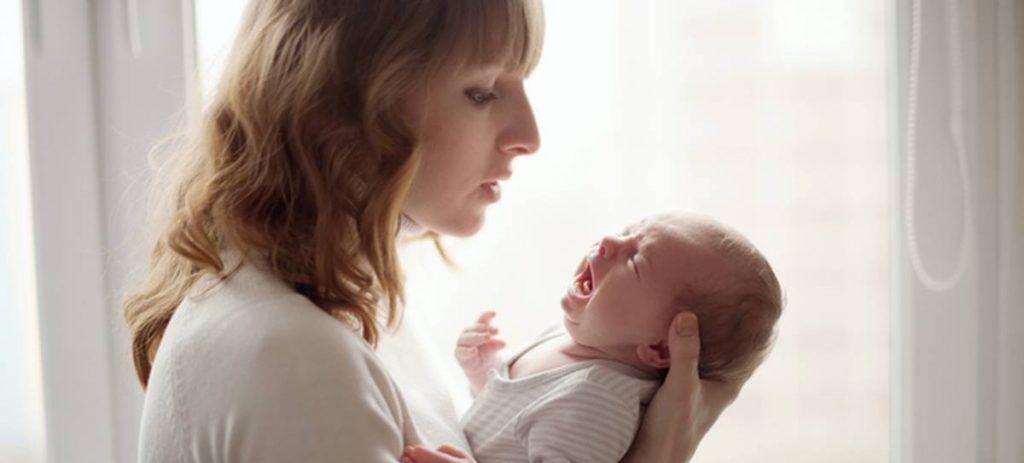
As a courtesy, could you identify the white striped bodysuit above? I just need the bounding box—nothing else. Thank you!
[460,327,660,463]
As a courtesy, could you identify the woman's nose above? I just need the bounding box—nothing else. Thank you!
[498,86,540,156]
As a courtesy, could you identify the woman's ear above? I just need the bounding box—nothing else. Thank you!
[636,340,671,369]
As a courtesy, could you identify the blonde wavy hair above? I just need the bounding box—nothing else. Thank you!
[124,0,544,387]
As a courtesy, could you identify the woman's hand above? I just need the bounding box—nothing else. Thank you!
[402,444,473,463]
[621,312,746,463]
[454,311,506,394]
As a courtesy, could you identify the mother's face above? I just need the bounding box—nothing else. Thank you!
[400,65,540,237]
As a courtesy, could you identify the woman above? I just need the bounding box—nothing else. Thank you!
[124,0,743,461]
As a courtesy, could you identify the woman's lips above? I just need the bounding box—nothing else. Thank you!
[480,181,501,202]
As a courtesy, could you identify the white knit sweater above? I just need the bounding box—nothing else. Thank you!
[138,254,467,462]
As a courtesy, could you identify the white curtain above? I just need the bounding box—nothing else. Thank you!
[893,0,1023,461]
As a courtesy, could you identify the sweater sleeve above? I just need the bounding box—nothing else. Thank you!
[512,379,641,463]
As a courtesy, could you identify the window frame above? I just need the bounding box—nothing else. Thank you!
[890,0,1023,461]
[22,0,192,461]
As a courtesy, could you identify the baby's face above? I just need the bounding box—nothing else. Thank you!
[561,213,734,356]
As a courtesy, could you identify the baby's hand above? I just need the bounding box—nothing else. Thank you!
[402,444,473,463]
[455,311,506,393]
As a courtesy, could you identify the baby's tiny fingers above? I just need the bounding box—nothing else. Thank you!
[476,310,497,324]
[458,331,496,346]
[477,339,506,351]
[455,346,479,364]
[467,323,499,334]
[408,445,468,463]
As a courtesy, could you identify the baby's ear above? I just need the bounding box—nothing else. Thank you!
[636,341,671,369]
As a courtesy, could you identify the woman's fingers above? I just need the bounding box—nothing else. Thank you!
[619,313,709,463]
[621,313,750,463]
[662,312,702,394]
[403,444,471,463]
[664,311,745,434]
[436,444,469,458]
[699,379,743,419]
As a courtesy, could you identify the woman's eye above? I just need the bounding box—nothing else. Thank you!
[465,88,497,105]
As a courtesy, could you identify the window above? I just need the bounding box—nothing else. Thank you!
[194,0,250,100]
[0,1,47,462]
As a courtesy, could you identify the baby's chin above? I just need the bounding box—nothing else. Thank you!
[559,321,612,351]
[561,316,579,338]
[561,317,598,348]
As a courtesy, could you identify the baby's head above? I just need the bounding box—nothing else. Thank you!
[561,212,783,382]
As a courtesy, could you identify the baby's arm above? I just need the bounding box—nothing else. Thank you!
[454,311,506,395]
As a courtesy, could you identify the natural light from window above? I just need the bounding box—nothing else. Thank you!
[0,1,46,462]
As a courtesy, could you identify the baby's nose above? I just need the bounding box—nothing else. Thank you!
[598,237,622,259]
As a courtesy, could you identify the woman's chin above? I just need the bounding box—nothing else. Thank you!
[407,209,486,238]
[438,210,487,237]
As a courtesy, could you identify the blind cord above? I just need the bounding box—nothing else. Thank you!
[903,0,973,292]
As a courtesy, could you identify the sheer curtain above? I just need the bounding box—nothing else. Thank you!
[892,0,1024,461]
[0,1,45,461]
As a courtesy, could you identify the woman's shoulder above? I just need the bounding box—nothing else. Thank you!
[141,261,416,462]
[180,262,368,352]
[164,260,384,380]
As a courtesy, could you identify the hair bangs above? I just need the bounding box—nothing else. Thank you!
[435,0,545,76]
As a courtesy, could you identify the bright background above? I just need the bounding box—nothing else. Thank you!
[0,0,46,461]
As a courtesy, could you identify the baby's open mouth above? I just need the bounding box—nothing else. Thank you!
[573,260,595,297]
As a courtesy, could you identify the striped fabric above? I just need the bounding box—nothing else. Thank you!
[460,329,660,463]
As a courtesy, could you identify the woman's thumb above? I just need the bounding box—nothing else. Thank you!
[665,312,701,385]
